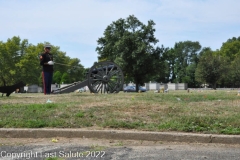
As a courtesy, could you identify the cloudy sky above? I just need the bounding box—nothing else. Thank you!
[1,0,239,67]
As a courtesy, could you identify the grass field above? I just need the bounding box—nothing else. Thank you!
[0,89,240,135]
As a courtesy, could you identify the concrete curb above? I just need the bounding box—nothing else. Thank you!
[0,128,240,144]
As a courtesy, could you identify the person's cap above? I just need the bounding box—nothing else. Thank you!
[44,44,52,48]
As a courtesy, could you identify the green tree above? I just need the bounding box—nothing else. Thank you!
[0,36,30,85]
[183,63,200,87]
[96,15,163,91]
[53,71,62,84]
[195,50,228,89]
[66,58,85,82]
[226,53,240,87]
[160,48,176,83]
[218,37,240,87]
[16,43,43,85]
[61,72,70,84]
[152,47,170,83]
[172,41,201,86]
[0,37,86,86]
[220,36,240,61]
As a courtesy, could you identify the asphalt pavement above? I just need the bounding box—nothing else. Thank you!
[0,128,240,160]
[0,137,240,160]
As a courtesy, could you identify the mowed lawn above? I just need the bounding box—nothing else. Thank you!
[0,89,240,135]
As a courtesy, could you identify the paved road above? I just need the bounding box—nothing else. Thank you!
[0,138,239,160]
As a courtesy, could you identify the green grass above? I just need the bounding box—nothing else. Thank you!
[0,90,240,134]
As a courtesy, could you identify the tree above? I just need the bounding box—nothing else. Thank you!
[172,41,201,86]
[0,37,86,86]
[152,47,171,83]
[225,53,240,87]
[16,43,43,85]
[53,71,62,84]
[183,63,200,87]
[66,58,85,82]
[61,72,70,84]
[220,36,240,61]
[162,48,176,83]
[218,37,240,87]
[0,36,30,85]
[96,15,164,91]
[195,50,228,89]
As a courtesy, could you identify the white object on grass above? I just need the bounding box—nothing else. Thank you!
[46,99,52,103]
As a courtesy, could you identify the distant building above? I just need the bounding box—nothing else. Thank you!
[124,82,188,90]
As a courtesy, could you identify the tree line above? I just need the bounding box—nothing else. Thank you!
[1,15,240,90]
[96,15,240,90]
[0,36,85,86]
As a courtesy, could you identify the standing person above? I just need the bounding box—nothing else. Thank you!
[40,44,54,95]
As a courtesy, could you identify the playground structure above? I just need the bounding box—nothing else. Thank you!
[52,61,124,94]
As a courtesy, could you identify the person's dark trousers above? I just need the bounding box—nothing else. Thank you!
[42,71,53,95]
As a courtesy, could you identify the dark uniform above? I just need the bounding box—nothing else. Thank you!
[40,44,54,95]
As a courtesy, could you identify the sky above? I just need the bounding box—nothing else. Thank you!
[1,0,240,68]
